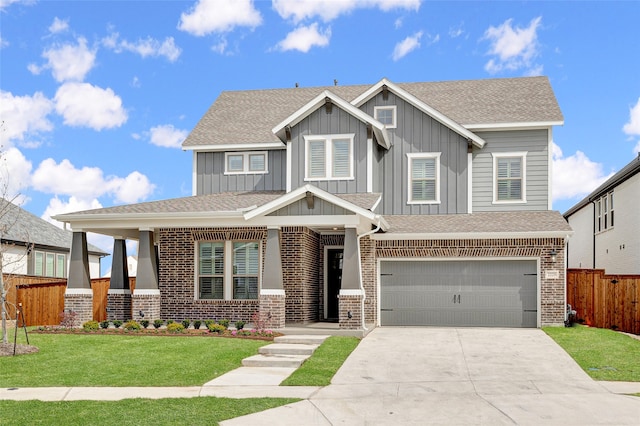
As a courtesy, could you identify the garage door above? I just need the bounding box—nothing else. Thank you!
[380,260,537,327]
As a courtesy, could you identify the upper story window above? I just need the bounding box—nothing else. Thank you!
[304,134,354,181]
[34,251,66,278]
[407,153,441,204]
[224,151,268,174]
[197,241,260,300]
[374,106,397,128]
[492,152,527,203]
[596,191,614,232]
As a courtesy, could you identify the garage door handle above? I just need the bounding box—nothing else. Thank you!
[452,294,461,304]
[381,308,393,312]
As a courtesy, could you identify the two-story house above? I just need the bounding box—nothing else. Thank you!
[564,155,640,274]
[54,77,572,331]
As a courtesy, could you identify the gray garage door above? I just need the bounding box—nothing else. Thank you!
[380,260,537,327]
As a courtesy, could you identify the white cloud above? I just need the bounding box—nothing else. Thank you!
[149,124,188,148]
[31,158,155,204]
[103,32,182,62]
[483,16,542,74]
[0,35,8,49]
[0,0,28,11]
[0,147,32,199]
[275,23,331,53]
[392,31,423,61]
[273,0,421,23]
[634,141,640,155]
[449,23,464,38]
[54,82,127,130]
[212,39,228,54]
[41,37,97,82]
[552,143,614,202]
[49,17,69,34]
[0,90,54,147]
[622,97,640,135]
[178,0,262,36]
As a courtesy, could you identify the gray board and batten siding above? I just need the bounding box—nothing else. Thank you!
[268,197,354,217]
[472,129,549,212]
[288,105,370,194]
[195,150,286,195]
[363,91,469,215]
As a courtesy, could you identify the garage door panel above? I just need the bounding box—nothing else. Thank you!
[380,260,537,328]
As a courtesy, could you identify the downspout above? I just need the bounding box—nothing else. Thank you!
[356,216,382,331]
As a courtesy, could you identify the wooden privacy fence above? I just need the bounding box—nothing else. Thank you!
[4,274,137,326]
[567,269,640,335]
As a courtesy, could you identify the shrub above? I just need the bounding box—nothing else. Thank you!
[166,323,185,334]
[218,319,230,328]
[234,320,246,330]
[59,311,79,329]
[82,320,99,331]
[204,319,216,328]
[251,311,269,333]
[112,320,123,329]
[193,320,202,330]
[99,320,110,329]
[207,323,226,334]
[166,319,174,325]
[181,319,191,329]
[153,319,164,329]
[140,319,150,329]
[124,320,141,331]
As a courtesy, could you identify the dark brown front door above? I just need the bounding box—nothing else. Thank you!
[326,249,343,320]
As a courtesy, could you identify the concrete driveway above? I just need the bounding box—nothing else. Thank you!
[223,327,640,425]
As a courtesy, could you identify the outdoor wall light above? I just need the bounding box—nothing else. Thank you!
[139,310,144,318]
[347,311,353,319]
[550,249,558,263]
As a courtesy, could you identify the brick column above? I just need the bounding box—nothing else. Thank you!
[339,290,363,329]
[132,290,161,321]
[65,232,92,324]
[259,290,286,329]
[107,238,131,320]
[259,227,286,329]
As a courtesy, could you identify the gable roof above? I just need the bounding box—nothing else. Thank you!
[0,199,107,255]
[564,154,640,218]
[272,90,391,149]
[182,76,563,150]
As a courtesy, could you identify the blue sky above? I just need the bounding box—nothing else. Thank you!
[1,0,639,270]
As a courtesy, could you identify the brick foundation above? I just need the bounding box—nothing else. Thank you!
[339,293,363,329]
[64,290,93,324]
[131,292,161,321]
[259,292,286,329]
[107,290,132,321]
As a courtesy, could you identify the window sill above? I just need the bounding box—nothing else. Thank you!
[304,176,354,182]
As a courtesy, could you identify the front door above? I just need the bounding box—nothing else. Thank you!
[326,249,343,320]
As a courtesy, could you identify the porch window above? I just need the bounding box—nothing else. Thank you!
[304,134,354,180]
[374,105,397,128]
[407,153,440,204]
[224,151,268,174]
[197,241,260,300]
[493,152,527,203]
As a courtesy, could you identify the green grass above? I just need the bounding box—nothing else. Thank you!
[281,336,360,386]
[544,325,640,382]
[0,333,269,387]
[0,397,299,426]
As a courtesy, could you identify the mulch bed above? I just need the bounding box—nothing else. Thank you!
[30,327,280,341]
[0,343,39,357]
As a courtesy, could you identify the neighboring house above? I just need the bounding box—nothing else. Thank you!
[1,198,107,278]
[103,255,138,278]
[54,77,572,330]
[564,155,640,274]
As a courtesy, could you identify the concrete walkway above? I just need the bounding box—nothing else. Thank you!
[2,328,640,425]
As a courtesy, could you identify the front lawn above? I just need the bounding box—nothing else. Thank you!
[544,325,640,382]
[0,333,269,387]
[0,397,299,426]
[281,336,360,386]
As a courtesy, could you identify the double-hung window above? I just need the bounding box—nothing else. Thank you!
[493,152,527,203]
[224,151,268,174]
[596,191,614,233]
[374,106,397,128]
[197,241,260,300]
[304,134,354,180]
[407,153,440,204]
[33,251,66,277]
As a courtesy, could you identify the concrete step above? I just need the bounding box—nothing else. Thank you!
[274,335,330,345]
[242,354,310,368]
[259,343,318,356]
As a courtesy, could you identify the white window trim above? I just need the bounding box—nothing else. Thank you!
[492,152,527,204]
[194,240,262,301]
[374,105,397,128]
[304,134,355,181]
[407,152,441,205]
[224,151,268,175]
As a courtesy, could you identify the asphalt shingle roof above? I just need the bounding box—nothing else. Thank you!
[383,211,572,235]
[183,76,563,148]
[0,199,107,254]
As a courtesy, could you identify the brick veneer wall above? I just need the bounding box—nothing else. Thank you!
[132,293,161,321]
[64,293,92,324]
[107,291,131,321]
[157,227,266,322]
[339,294,362,329]
[281,227,319,323]
[376,237,566,326]
[359,235,377,325]
[259,294,286,329]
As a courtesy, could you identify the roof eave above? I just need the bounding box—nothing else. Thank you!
[465,121,564,131]
[182,142,285,152]
[372,230,573,241]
